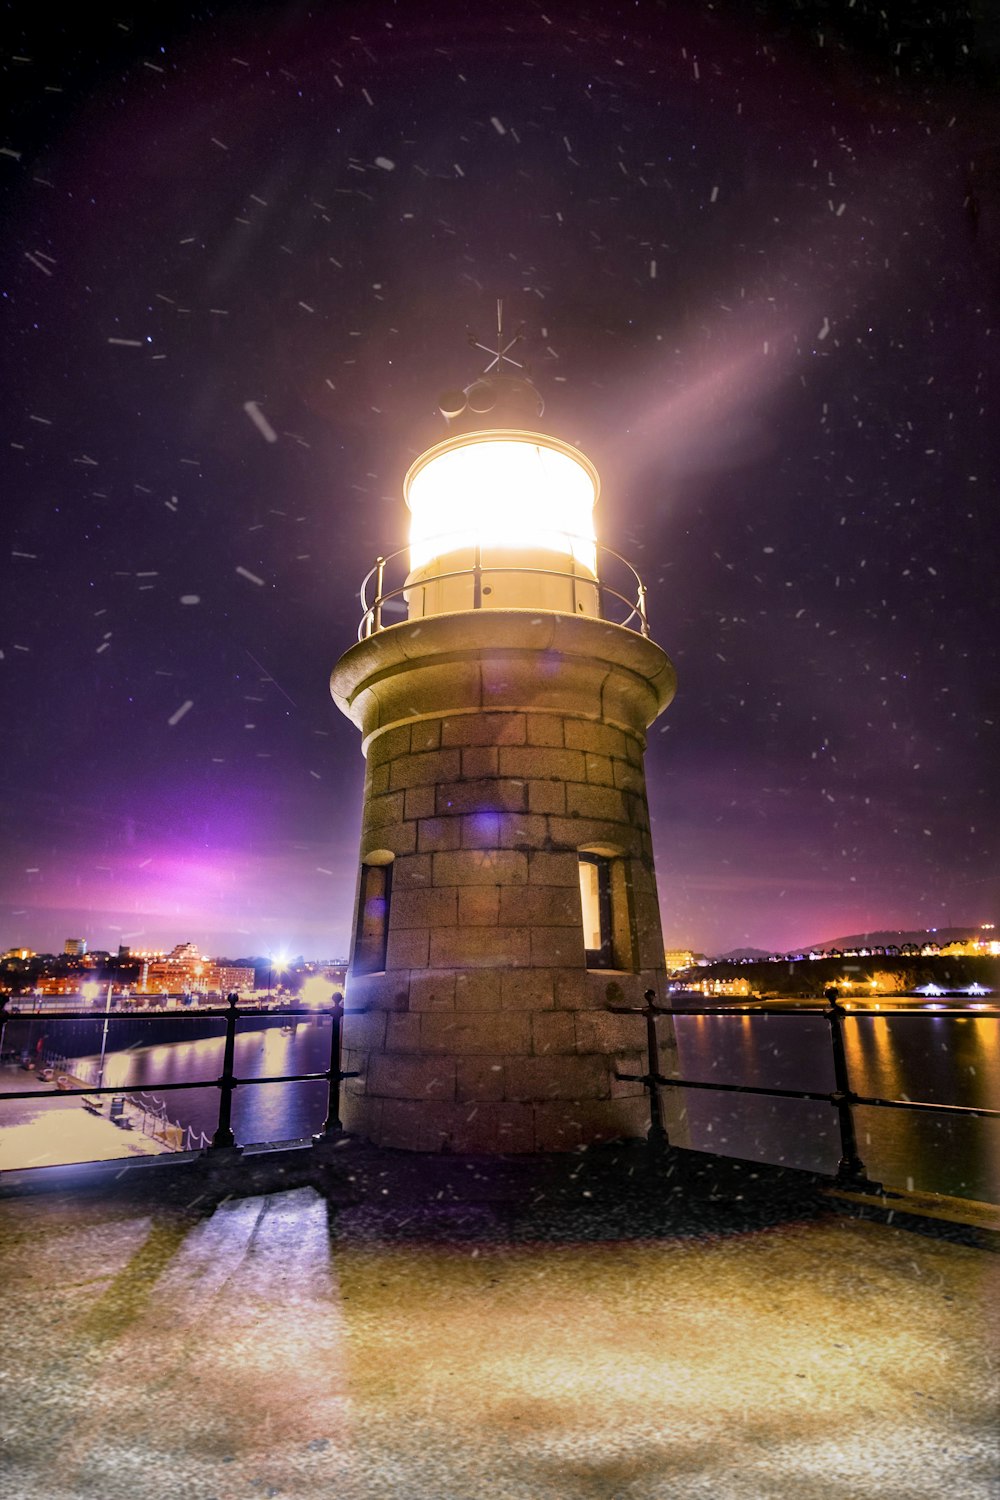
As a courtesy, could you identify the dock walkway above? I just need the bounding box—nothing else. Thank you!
[0,1066,171,1170]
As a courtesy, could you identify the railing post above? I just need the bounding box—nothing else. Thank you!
[643,989,669,1151]
[637,580,649,638]
[823,987,873,1189]
[473,543,483,609]
[315,994,346,1141]
[373,555,385,635]
[210,992,239,1151]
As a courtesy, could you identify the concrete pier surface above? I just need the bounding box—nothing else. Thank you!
[1,1143,997,1500]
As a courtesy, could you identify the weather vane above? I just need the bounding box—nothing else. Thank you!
[468,298,525,375]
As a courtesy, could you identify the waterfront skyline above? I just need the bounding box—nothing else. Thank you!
[4,921,996,970]
[3,1,998,958]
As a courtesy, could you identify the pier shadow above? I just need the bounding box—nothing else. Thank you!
[2,1134,992,1254]
[0,1135,838,1243]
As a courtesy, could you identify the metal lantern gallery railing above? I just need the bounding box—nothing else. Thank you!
[357,535,651,640]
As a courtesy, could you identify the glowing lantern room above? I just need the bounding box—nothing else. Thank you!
[403,424,601,620]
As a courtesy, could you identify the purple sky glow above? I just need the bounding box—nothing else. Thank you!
[3,1,998,958]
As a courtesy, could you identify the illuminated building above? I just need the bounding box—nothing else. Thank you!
[137,943,253,997]
[686,977,752,998]
[665,948,707,972]
[939,926,1000,958]
[63,938,87,957]
[33,976,86,996]
[215,966,256,994]
[331,316,679,1152]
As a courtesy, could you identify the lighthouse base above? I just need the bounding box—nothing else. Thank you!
[340,966,676,1154]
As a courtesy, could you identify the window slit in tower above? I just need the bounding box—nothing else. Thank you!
[354,861,392,974]
[578,853,613,969]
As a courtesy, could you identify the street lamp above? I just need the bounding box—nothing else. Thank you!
[80,979,114,1091]
[267,952,288,1004]
[96,982,114,1090]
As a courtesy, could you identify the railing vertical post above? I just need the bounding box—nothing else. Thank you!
[473,543,483,610]
[823,988,870,1187]
[373,555,385,635]
[643,989,669,1150]
[637,580,649,638]
[315,994,346,1142]
[210,992,239,1151]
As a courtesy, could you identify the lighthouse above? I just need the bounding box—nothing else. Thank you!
[331,316,678,1152]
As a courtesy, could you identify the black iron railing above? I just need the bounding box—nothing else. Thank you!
[358,537,650,639]
[5,989,997,1199]
[0,993,357,1166]
[613,992,1000,1194]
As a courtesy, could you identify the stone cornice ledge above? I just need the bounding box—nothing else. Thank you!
[331,610,676,743]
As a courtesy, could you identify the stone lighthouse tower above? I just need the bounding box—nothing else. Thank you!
[331,318,677,1152]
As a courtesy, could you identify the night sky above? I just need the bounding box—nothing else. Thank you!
[3,1,998,960]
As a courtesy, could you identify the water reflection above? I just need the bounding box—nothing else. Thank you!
[672,1010,998,1202]
[73,1018,333,1146]
[846,1014,998,1108]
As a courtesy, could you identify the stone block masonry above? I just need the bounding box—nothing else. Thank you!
[331,610,677,1153]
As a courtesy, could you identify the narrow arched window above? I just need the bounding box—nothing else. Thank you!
[353,861,392,974]
[578,853,613,969]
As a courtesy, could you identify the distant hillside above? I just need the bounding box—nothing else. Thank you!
[704,929,990,963]
[807,926,986,952]
[714,947,773,961]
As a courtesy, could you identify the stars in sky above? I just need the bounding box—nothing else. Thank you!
[2,0,997,955]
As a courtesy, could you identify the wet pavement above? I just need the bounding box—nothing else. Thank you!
[1,1141,997,1499]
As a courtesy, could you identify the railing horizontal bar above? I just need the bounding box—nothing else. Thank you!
[0,1068,350,1101]
[1,1006,335,1022]
[0,1080,222,1100]
[473,570,640,618]
[2,1011,223,1022]
[481,564,597,581]
[608,1004,1000,1019]
[372,564,477,601]
[607,1004,831,1016]
[850,1095,1000,1119]
[230,1070,352,1086]
[370,567,603,609]
[364,534,639,574]
[620,1071,1000,1119]
[833,1008,1000,1019]
[617,1074,835,1103]
[373,568,634,603]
